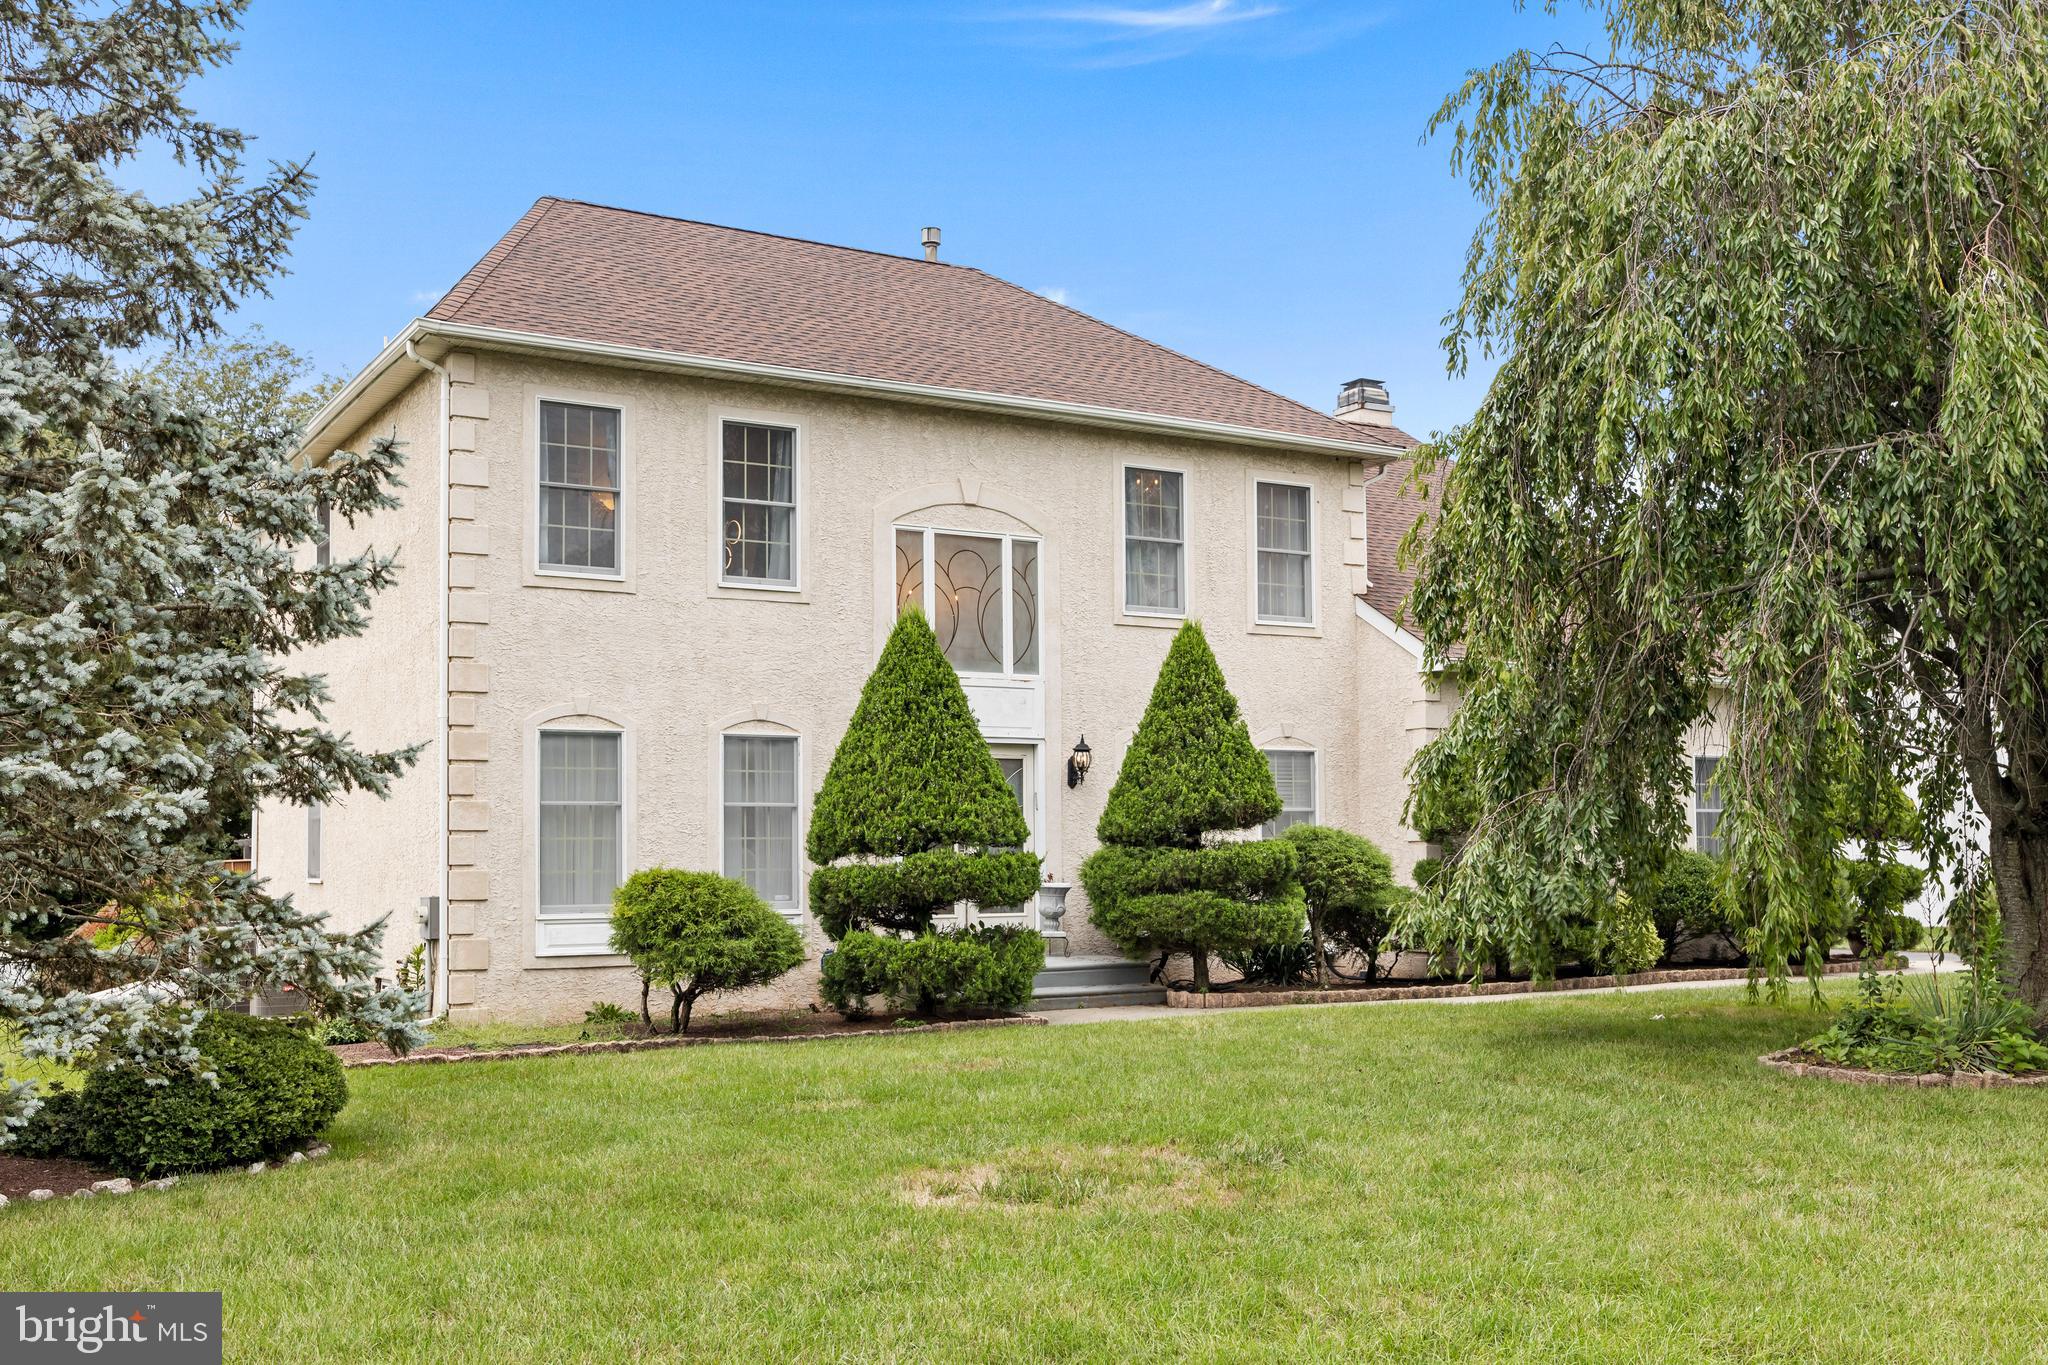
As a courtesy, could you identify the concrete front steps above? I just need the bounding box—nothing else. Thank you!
[1030,955,1166,1010]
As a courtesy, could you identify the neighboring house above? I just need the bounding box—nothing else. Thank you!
[263,197,1464,1020]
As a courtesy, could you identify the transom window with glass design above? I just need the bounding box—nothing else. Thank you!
[538,401,621,575]
[1254,480,1314,624]
[1124,466,1185,615]
[1261,748,1317,836]
[721,421,797,586]
[538,730,623,920]
[894,525,1040,676]
[722,734,800,915]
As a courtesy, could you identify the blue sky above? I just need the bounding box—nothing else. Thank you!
[194,1,1602,440]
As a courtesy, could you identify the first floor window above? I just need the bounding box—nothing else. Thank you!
[1262,749,1316,836]
[1254,481,1313,622]
[306,803,323,881]
[539,730,622,916]
[723,734,799,912]
[721,421,796,585]
[538,400,621,574]
[1694,756,1723,856]
[1124,466,1185,614]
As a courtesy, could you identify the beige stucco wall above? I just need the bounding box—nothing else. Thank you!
[413,347,1422,1021]
[254,374,443,982]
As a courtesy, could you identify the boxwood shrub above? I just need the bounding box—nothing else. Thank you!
[72,1010,347,1178]
[821,926,1044,1018]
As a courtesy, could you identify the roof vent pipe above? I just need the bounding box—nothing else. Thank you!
[921,226,941,262]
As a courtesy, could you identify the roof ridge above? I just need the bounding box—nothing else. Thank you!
[956,265,1357,440]
[431,197,560,319]
[544,195,967,270]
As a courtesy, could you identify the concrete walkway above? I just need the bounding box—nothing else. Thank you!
[1034,953,1946,1026]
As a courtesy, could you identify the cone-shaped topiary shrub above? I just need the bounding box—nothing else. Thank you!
[1081,621,1303,990]
[809,610,1043,1014]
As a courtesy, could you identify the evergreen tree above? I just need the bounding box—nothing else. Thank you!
[1,2,422,1144]
[809,610,1042,1012]
[1081,622,1302,991]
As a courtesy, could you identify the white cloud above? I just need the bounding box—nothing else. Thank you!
[409,288,443,306]
[1041,1,1282,31]
[1039,286,1072,306]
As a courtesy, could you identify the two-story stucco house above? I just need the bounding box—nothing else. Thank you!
[263,196,1459,1020]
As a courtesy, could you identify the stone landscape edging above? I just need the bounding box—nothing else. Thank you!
[0,1142,333,1211]
[341,1012,1047,1069]
[1758,1047,2048,1089]
[1166,959,1874,1010]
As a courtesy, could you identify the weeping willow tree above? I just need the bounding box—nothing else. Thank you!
[1407,0,2048,1007]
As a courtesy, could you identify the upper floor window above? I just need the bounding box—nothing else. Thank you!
[1254,480,1314,624]
[538,401,621,575]
[538,730,623,917]
[722,734,800,914]
[894,525,1040,677]
[721,421,797,586]
[1124,467,1185,615]
[1693,756,1723,856]
[314,498,331,568]
[1261,749,1317,836]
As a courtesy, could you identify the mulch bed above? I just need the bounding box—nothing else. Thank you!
[1169,958,1877,1010]
[332,1011,1046,1069]
[0,1152,115,1201]
[1759,1047,2048,1089]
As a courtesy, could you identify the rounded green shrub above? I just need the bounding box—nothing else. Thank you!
[810,849,1041,940]
[820,926,1044,1018]
[1081,622,1301,991]
[72,1011,347,1178]
[610,869,806,1033]
[1647,849,1736,956]
[1282,824,1404,982]
[1594,894,1664,977]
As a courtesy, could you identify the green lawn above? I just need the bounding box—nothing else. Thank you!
[4,986,2045,1363]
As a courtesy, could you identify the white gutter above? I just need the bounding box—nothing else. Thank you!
[302,318,1410,465]
[402,338,452,1022]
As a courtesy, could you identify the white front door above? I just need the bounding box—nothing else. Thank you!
[946,744,1040,928]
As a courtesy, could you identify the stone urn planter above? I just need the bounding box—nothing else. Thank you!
[1037,882,1072,956]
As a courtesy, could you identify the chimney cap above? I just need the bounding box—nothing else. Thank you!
[921,226,941,262]
[1335,377,1395,427]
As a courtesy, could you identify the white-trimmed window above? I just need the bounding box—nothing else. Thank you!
[894,525,1040,676]
[722,734,799,913]
[1262,749,1317,836]
[1124,467,1185,615]
[1693,756,1724,856]
[538,730,623,917]
[538,400,622,575]
[720,421,797,586]
[314,498,331,568]
[305,803,323,881]
[1254,480,1314,623]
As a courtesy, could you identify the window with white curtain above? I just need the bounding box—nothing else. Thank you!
[538,401,622,575]
[1124,467,1184,614]
[1262,749,1317,836]
[538,731,623,917]
[721,421,797,585]
[1254,481,1313,623]
[306,803,323,881]
[1694,756,1724,855]
[723,734,799,913]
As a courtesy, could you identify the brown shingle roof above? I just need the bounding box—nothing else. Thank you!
[428,198,1419,452]
[1362,456,1447,638]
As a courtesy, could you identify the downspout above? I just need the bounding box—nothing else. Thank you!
[404,336,452,1021]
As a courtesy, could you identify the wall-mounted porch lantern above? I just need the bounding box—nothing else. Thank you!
[1066,735,1093,788]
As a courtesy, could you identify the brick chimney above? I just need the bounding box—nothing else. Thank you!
[1334,377,1394,427]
